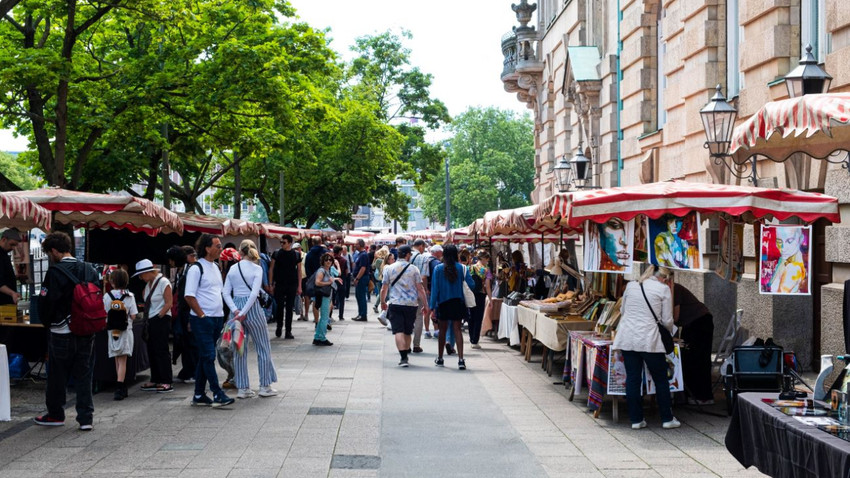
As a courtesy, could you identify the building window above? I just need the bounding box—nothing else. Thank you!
[802,0,829,62]
[656,8,667,129]
[726,0,741,97]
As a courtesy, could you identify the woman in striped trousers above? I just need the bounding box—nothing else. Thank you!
[223,240,278,398]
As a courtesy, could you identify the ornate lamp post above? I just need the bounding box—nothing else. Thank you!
[784,44,832,98]
[570,145,592,189]
[699,85,756,183]
[553,155,572,193]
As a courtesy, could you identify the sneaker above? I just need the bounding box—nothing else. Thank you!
[212,394,235,408]
[79,424,93,431]
[327,324,332,331]
[156,384,174,393]
[176,377,195,384]
[631,420,647,430]
[237,388,255,399]
[352,316,367,322]
[662,418,681,429]
[458,359,466,370]
[284,334,295,340]
[424,331,432,339]
[191,394,213,407]
[222,380,236,390]
[413,347,423,353]
[687,398,715,406]
[338,317,346,321]
[258,387,278,397]
[471,344,482,349]
[434,357,444,367]
[398,358,409,367]
[33,415,64,426]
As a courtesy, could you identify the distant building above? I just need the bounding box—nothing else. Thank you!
[353,179,440,233]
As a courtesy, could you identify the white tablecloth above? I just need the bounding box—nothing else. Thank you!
[0,344,10,421]
[498,304,520,345]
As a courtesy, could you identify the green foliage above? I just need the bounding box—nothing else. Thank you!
[421,107,535,228]
[0,151,38,189]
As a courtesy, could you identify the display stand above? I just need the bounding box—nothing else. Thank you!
[0,344,9,421]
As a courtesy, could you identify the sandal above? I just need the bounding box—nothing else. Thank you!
[156,384,174,393]
[140,383,158,391]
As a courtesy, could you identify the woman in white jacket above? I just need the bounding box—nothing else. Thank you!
[612,265,679,430]
[223,240,278,399]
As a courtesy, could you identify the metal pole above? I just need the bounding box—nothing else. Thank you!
[161,123,170,208]
[445,156,451,230]
[279,171,285,226]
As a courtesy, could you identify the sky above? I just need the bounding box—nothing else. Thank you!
[0,0,529,151]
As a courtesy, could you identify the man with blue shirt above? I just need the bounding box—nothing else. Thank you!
[380,245,429,367]
[352,239,371,321]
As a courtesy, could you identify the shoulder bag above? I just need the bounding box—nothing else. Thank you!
[237,263,272,308]
[314,269,333,298]
[639,282,674,355]
[461,265,476,308]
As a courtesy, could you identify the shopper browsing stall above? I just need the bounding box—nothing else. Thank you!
[134,258,174,393]
[673,283,714,405]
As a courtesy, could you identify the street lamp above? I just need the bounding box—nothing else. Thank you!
[553,155,572,193]
[570,144,592,189]
[784,44,832,98]
[699,84,757,183]
[443,141,451,230]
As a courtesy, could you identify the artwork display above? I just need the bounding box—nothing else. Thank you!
[607,344,683,396]
[716,217,744,283]
[607,350,627,395]
[648,212,703,270]
[584,218,634,274]
[633,215,649,263]
[759,225,811,295]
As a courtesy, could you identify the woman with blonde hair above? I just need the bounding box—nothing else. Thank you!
[612,265,679,430]
[222,239,278,398]
[372,246,390,313]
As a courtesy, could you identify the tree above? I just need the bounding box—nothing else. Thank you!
[421,107,535,228]
[0,151,37,190]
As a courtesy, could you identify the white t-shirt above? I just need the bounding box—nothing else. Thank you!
[143,273,172,318]
[103,289,138,327]
[184,258,224,317]
[223,260,263,313]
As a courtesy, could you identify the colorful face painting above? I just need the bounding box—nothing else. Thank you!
[648,212,702,270]
[633,215,648,263]
[759,225,811,295]
[716,217,744,283]
[583,218,634,274]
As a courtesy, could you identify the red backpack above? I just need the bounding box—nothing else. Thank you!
[54,264,107,336]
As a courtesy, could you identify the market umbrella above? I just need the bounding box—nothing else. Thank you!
[0,192,52,231]
[729,93,850,164]
[7,188,183,235]
[178,212,261,237]
[536,180,841,228]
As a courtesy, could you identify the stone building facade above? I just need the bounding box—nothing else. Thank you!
[501,0,850,369]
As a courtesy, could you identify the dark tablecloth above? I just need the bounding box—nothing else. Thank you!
[725,392,850,478]
[93,320,149,384]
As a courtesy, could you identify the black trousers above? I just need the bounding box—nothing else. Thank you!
[681,314,714,401]
[469,292,486,344]
[173,309,197,381]
[336,276,350,318]
[274,288,297,334]
[147,316,173,384]
[46,333,94,425]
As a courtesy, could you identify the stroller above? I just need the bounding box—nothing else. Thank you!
[722,342,786,415]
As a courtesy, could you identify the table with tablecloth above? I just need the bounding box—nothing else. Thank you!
[482,297,503,335]
[566,330,612,413]
[726,392,850,478]
[498,303,521,345]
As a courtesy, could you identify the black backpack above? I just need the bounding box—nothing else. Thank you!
[106,291,129,331]
[177,262,204,313]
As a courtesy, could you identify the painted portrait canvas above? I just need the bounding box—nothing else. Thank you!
[583,218,634,274]
[759,225,811,295]
[648,212,703,270]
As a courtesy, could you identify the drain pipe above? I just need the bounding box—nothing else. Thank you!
[616,0,623,186]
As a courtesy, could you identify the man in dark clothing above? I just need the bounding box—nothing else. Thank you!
[333,245,350,320]
[389,237,407,261]
[34,232,100,430]
[269,234,301,339]
[303,237,325,323]
[673,283,715,404]
[0,228,21,305]
[352,239,371,321]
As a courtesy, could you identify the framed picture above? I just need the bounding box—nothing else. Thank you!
[716,217,744,283]
[633,215,649,263]
[759,225,811,295]
[607,349,627,395]
[644,344,685,395]
[583,218,634,274]
[648,212,703,270]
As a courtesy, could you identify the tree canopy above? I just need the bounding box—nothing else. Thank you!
[421,106,535,228]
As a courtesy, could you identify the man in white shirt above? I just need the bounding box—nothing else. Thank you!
[184,234,234,408]
[409,239,432,350]
[380,246,430,367]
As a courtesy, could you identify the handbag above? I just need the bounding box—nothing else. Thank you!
[141,276,164,342]
[237,263,272,309]
[314,269,333,297]
[639,282,675,355]
[461,265,476,308]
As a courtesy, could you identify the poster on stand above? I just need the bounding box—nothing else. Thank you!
[570,336,584,395]
[633,215,649,263]
[584,218,634,274]
[648,212,703,270]
[607,349,627,395]
[716,218,744,283]
[759,225,811,295]
[644,344,684,395]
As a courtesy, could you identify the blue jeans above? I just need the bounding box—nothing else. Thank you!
[314,295,330,341]
[355,278,369,318]
[46,333,94,425]
[622,350,674,424]
[190,315,225,398]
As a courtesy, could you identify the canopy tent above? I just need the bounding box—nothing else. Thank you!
[729,93,850,164]
[178,212,261,237]
[261,224,304,240]
[0,192,52,231]
[343,230,375,246]
[445,227,474,244]
[406,230,445,242]
[7,188,183,236]
[472,205,581,239]
[372,233,411,246]
[536,180,840,227]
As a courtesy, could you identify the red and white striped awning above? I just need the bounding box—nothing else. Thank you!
[178,213,261,236]
[261,224,304,240]
[7,188,183,235]
[730,93,850,163]
[537,181,840,227]
[445,227,474,244]
[0,192,52,231]
[405,230,445,242]
[472,205,581,238]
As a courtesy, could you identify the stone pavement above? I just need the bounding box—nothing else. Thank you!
[0,296,766,477]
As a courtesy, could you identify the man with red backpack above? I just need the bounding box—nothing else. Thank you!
[34,232,103,431]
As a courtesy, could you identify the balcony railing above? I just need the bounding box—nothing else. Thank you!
[501,31,517,80]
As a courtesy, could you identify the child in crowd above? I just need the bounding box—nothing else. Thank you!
[104,268,138,401]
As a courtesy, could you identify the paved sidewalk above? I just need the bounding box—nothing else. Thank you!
[0,296,764,477]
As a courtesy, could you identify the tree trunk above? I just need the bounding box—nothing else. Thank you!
[22,14,57,186]
[53,1,78,188]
